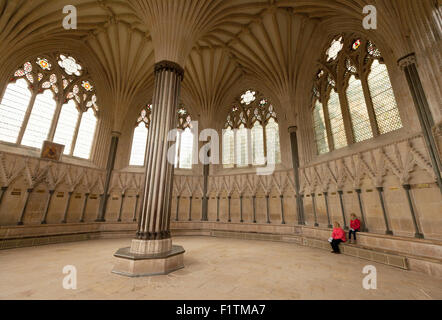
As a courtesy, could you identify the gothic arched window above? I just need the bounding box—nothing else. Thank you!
[223,90,281,168]
[128,105,194,169]
[0,54,99,159]
[129,106,151,166]
[312,35,402,155]
[175,106,194,170]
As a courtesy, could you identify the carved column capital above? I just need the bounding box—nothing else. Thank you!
[398,53,417,70]
[288,126,298,134]
[154,60,185,80]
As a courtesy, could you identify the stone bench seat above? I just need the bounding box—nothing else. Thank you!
[303,238,442,278]
[345,242,442,264]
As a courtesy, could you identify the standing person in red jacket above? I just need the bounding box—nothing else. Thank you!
[330,221,346,254]
[349,213,361,243]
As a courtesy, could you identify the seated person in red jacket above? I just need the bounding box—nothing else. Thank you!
[349,213,361,243]
[330,222,346,254]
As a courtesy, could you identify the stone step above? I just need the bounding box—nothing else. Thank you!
[303,238,409,269]
[345,242,442,264]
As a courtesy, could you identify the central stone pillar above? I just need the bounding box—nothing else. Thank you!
[112,61,185,277]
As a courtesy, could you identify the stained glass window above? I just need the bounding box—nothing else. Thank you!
[176,107,194,169]
[312,35,402,155]
[223,128,235,168]
[0,79,31,143]
[368,60,402,134]
[313,100,329,154]
[0,54,99,160]
[129,122,148,166]
[347,75,373,142]
[236,124,249,167]
[53,100,80,154]
[129,107,151,166]
[73,108,97,159]
[352,39,361,51]
[251,122,265,165]
[129,105,194,169]
[58,55,82,76]
[178,128,194,169]
[327,90,347,149]
[21,90,57,149]
[241,90,256,105]
[223,90,281,169]
[326,36,343,61]
[266,118,281,164]
[36,58,51,70]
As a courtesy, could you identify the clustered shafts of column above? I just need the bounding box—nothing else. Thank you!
[136,61,184,242]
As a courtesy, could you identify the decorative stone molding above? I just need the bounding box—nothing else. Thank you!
[130,238,173,255]
[397,53,417,70]
[298,135,436,193]
[154,60,185,80]
[0,151,106,193]
[2,132,432,213]
[288,126,298,134]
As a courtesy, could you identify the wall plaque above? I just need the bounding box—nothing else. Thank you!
[41,141,65,161]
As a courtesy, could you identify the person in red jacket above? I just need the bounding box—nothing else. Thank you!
[349,213,361,243]
[330,221,346,254]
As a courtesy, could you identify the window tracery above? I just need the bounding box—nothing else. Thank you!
[0,53,99,159]
[312,35,402,155]
[223,90,281,168]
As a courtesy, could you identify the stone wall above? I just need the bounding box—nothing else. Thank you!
[1,127,440,241]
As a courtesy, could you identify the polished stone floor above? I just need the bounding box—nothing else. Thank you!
[0,236,441,300]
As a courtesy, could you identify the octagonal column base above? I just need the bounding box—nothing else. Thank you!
[112,245,185,277]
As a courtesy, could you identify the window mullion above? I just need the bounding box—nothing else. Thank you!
[233,128,238,168]
[262,122,268,163]
[321,97,335,151]
[361,75,380,137]
[337,87,355,145]
[70,111,83,156]
[17,91,37,145]
[247,125,252,167]
[176,131,182,169]
[47,100,63,142]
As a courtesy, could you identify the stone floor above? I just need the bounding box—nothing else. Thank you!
[0,236,441,300]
